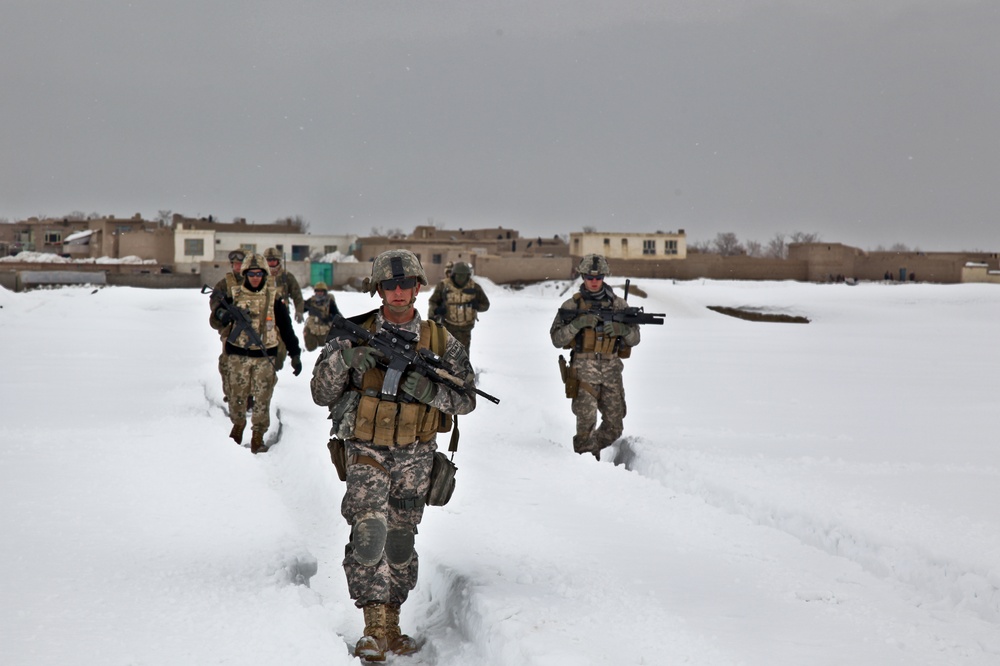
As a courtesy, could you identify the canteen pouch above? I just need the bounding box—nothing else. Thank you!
[425,451,457,506]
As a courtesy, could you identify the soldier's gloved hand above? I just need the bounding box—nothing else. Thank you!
[341,346,379,372]
[291,355,303,376]
[605,322,632,337]
[569,314,600,332]
[401,372,437,404]
[433,305,447,316]
[295,312,304,324]
[470,299,481,310]
[214,307,234,325]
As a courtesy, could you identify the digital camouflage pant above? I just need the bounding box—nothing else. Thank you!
[571,356,626,455]
[218,350,231,401]
[226,354,278,433]
[341,439,434,608]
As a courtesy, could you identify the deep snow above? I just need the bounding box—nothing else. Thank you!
[2,277,998,665]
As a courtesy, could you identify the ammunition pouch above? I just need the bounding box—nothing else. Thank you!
[328,438,348,481]
[617,344,632,359]
[558,354,579,399]
[425,451,457,506]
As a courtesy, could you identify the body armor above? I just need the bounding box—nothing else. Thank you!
[229,282,279,350]
[443,279,479,327]
[352,316,449,447]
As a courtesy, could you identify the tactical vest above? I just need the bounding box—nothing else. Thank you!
[353,315,452,447]
[564,293,630,358]
[305,297,333,335]
[224,272,240,293]
[230,281,279,350]
[444,279,478,327]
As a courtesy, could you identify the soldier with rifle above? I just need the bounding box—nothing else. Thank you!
[550,254,663,460]
[310,250,478,662]
[208,249,246,405]
[208,253,302,454]
[302,281,339,351]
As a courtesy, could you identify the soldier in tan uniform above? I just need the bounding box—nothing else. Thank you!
[427,262,490,352]
[211,253,303,453]
[311,250,476,662]
[302,281,339,351]
[264,247,304,370]
[209,249,246,405]
[550,254,640,460]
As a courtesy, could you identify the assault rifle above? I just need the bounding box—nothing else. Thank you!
[307,301,335,323]
[328,314,500,405]
[557,279,665,327]
[201,284,278,373]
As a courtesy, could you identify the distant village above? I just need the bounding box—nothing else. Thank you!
[1,212,998,292]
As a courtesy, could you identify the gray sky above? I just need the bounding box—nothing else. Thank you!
[2,1,998,251]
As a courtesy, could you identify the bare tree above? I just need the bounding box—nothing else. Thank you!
[65,210,88,221]
[788,231,821,244]
[688,239,712,253]
[888,243,910,252]
[156,210,173,226]
[766,233,788,259]
[274,215,309,233]
[712,232,744,256]
[582,225,597,233]
[745,240,764,257]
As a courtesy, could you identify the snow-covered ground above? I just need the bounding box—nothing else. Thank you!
[2,278,998,665]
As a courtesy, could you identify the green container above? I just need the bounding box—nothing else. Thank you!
[310,262,333,287]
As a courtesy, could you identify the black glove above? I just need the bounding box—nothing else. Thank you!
[215,307,234,325]
[291,356,303,376]
[433,305,447,316]
[470,299,481,311]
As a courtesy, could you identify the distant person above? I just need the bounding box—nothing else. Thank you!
[550,254,641,460]
[427,262,490,352]
[302,281,339,352]
[311,250,476,661]
[210,253,302,453]
[209,249,246,405]
[264,247,304,369]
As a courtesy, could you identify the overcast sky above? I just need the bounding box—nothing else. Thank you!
[2,1,998,251]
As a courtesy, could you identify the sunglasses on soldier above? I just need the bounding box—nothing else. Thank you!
[583,274,605,281]
[245,270,267,278]
[380,277,417,291]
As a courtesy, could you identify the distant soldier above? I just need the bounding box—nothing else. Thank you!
[302,281,339,352]
[264,247,304,369]
[210,253,303,453]
[311,250,476,662]
[549,254,640,460]
[209,249,246,404]
[427,262,490,352]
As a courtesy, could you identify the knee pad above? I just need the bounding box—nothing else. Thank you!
[384,527,415,568]
[351,513,387,566]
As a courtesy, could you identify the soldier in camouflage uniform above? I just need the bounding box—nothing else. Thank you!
[427,261,490,352]
[302,281,339,352]
[550,254,640,460]
[311,250,476,662]
[209,249,246,405]
[264,247,304,370]
[210,253,303,454]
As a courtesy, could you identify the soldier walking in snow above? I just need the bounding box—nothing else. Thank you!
[210,253,302,454]
[264,247,304,370]
[209,249,246,405]
[302,281,339,351]
[311,250,476,662]
[426,261,490,352]
[550,254,641,460]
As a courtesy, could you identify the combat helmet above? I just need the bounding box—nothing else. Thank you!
[452,262,472,276]
[313,281,329,292]
[364,250,428,295]
[241,252,269,274]
[577,254,611,278]
[228,249,246,263]
[263,247,283,261]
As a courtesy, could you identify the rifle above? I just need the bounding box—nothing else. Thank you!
[201,284,278,373]
[307,301,335,323]
[328,314,500,405]
[558,279,665,327]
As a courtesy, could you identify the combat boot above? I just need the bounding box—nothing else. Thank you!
[250,430,268,454]
[385,604,419,655]
[229,423,245,444]
[354,603,389,662]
